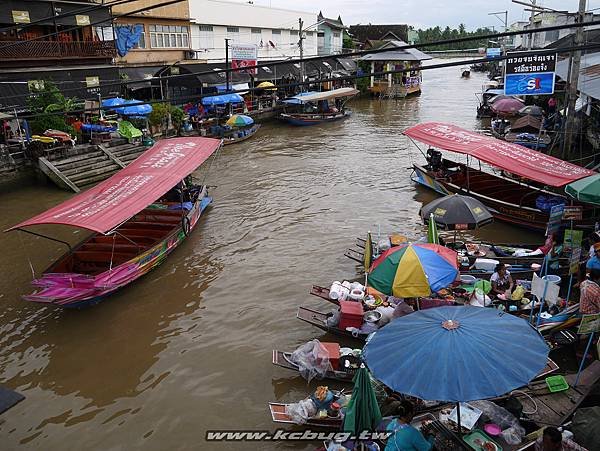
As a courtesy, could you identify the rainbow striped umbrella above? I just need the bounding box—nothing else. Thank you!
[226,114,254,127]
[368,243,458,298]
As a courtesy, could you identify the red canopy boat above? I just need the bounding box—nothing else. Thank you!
[6,137,222,308]
[404,122,596,231]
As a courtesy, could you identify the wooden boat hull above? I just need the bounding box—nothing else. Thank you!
[268,402,343,428]
[272,350,355,383]
[296,306,368,341]
[411,162,553,231]
[221,124,261,146]
[24,193,212,308]
[279,111,350,126]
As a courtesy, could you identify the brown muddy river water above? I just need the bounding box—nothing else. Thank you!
[0,61,542,450]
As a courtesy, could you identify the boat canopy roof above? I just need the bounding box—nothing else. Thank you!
[6,137,222,234]
[404,122,596,187]
[288,87,359,103]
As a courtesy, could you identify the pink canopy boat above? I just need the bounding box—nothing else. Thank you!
[6,137,222,308]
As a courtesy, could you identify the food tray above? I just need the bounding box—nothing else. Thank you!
[545,375,569,392]
[463,429,503,451]
[410,412,436,430]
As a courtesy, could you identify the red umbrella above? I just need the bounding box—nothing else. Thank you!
[491,98,525,116]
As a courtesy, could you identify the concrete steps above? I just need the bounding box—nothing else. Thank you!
[38,142,148,192]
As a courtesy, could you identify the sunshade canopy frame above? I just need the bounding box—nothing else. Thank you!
[6,138,222,235]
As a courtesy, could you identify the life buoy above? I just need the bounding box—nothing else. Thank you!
[181,216,191,236]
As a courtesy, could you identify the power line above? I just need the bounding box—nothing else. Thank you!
[10,42,600,118]
[0,0,187,50]
[0,0,135,34]
[1,17,595,104]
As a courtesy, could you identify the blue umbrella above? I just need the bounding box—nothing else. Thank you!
[102,97,127,108]
[114,99,152,116]
[363,306,548,402]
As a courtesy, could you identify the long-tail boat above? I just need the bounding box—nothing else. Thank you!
[6,137,222,308]
[404,122,597,232]
[279,88,359,126]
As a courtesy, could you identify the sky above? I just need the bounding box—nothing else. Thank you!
[247,0,600,30]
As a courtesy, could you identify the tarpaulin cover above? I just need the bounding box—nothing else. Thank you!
[404,122,595,187]
[115,25,144,57]
[7,138,221,234]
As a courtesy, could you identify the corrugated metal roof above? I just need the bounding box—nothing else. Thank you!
[556,52,600,100]
[359,40,432,62]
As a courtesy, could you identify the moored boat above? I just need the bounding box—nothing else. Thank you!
[405,122,596,231]
[221,123,261,145]
[280,88,359,126]
[6,137,222,308]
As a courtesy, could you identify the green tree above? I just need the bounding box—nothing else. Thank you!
[26,81,79,135]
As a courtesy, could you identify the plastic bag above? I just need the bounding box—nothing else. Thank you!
[289,339,334,383]
[501,425,526,445]
[469,400,524,437]
[285,398,317,424]
[511,285,526,301]
[326,310,340,327]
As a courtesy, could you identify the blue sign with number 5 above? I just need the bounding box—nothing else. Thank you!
[505,72,555,96]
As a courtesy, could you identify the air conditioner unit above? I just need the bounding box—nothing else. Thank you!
[186,50,197,59]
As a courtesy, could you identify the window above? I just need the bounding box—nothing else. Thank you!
[198,25,214,49]
[290,30,298,36]
[149,24,189,48]
[252,28,262,45]
[271,29,281,35]
[131,24,145,49]
[333,32,340,38]
[227,26,239,42]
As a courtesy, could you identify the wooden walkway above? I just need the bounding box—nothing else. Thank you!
[515,360,600,427]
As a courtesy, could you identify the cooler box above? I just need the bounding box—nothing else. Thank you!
[319,342,340,370]
[339,300,364,331]
[474,258,499,272]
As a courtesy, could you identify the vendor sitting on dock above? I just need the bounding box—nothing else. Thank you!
[490,263,513,297]
[384,400,433,451]
[534,426,588,451]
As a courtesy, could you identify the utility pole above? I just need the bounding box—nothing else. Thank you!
[298,18,305,92]
[225,38,231,92]
[529,0,536,49]
[489,11,508,75]
[564,0,587,157]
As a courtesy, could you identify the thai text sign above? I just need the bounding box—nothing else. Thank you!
[563,205,583,221]
[505,51,556,96]
[546,204,565,236]
[231,44,257,75]
[486,48,501,59]
[505,53,556,74]
[578,313,600,335]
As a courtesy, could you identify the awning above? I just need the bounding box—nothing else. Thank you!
[556,52,600,101]
[289,87,359,103]
[119,66,163,90]
[215,83,249,94]
[7,138,222,234]
[201,93,244,106]
[404,122,595,187]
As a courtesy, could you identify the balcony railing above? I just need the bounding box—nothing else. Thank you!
[0,40,116,60]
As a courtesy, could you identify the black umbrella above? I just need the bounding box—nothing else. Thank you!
[419,194,494,230]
